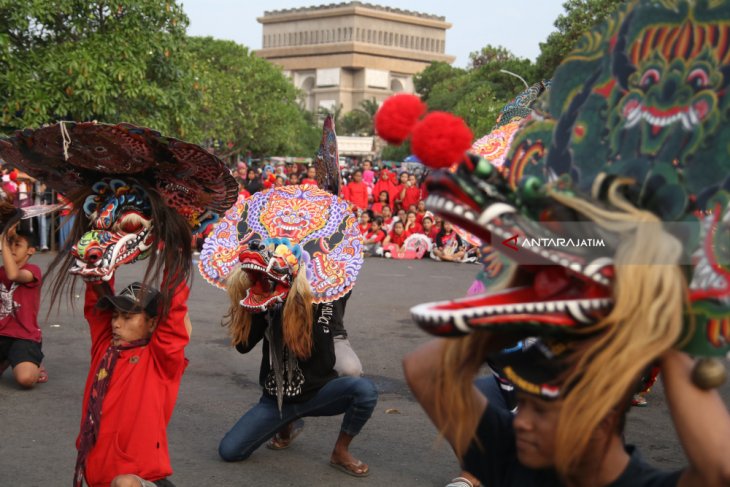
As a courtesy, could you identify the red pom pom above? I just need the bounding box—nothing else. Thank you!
[374,94,426,145]
[411,112,473,168]
[9,170,17,182]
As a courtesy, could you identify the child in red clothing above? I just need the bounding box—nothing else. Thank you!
[403,211,423,237]
[301,166,318,186]
[0,225,45,388]
[422,216,440,241]
[371,191,390,216]
[381,206,395,232]
[415,201,428,225]
[358,210,372,235]
[400,174,422,212]
[75,279,190,487]
[344,169,369,210]
[363,217,387,256]
[392,172,409,210]
[382,220,408,258]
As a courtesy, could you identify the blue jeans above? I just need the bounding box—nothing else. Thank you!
[219,376,378,462]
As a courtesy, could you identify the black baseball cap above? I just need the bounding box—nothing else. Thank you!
[488,339,574,400]
[97,282,161,317]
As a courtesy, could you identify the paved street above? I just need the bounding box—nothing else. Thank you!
[1,253,728,486]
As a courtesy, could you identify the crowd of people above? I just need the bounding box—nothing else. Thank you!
[231,160,480,263]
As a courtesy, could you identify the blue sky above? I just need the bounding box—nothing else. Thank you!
[181,1,567,67]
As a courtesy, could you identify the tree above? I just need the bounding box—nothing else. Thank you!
[0,0,194,135]
[535,0,625,79]
[184,36,317,157]
[339,109,370,135]
[413,62,465,103]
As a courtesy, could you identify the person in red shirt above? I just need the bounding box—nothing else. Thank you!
[0,225,45,388]
[371,191,390,216]
[400,173,422,212]
[382,220,408,258]
[422,216,440,241]
[373,169,397,207]
[288,173,301,186]
[363,217,387,256]
[392,172,409,210]
[301,166,318,186]
[344,170,369,210]
[403,211,423,237]
[381,206,395,232]
[74,277,190,487]
[415,200,428,225]
[358,210,372,235]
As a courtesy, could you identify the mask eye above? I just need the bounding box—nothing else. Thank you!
[85,247,103,265]
[640,68,661,89]
[687,68,709,90]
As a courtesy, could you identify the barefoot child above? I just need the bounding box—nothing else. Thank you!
[0,225,46,388]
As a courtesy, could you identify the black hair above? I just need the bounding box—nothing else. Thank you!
[378,190,390,204]
[372,217,384,226]
[14,225,39,249]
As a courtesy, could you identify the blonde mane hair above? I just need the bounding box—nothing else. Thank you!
[224,267,314,360]
[435,179,687,477]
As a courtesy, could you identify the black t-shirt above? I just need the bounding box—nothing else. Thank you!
[463,404,683,487]
[235,305,338,403]
[314,291,350,338]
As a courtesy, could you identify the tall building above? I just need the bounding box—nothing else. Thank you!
[256,2,454,114]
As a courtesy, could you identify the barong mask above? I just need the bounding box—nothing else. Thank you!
[0,121,237,306]
[70,179,154,282]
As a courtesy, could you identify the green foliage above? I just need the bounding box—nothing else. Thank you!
[340,109,370,136]
[184,37,316,157]
[0,0,192,134]
[415,50,537,138]
[381,140,411,163]
[535,0,625,79]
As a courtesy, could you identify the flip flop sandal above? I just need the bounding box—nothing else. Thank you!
[37,366,48,384]
[329,459,370,478]
[446,477,480,487]
[266,419,304,450]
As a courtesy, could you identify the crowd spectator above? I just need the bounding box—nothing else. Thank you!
[288,173,300,185]
[422,216,440,241]
[344,170,369,210]
[243,169,263,195]
[403,211,423,238]
[392,172,409,210]
[371,191,390,216]
[373,169,397,207]
[362,217,386,256]
[301,166,318,186]
[358,211,372,235]
[432,221,466,262]
[400,174,422,212]
[381,206,395,232]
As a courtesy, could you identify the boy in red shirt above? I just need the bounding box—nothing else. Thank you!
[0,225,46,388]
[301,166,318,186]
[345,169,369,210]
[75,278,190,487]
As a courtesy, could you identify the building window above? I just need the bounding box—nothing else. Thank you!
[367,29,372,43]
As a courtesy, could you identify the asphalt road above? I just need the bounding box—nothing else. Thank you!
[1,253,728,486]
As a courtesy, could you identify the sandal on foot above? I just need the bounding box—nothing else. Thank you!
[329,459,370,478]
[631,394,647,407]
[446,477,479,487]
[37,365,48,384]
[266,419,304,450]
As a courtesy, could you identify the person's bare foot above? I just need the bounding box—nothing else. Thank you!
[267,419,304,450]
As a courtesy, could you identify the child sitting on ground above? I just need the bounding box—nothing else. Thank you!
[74,277,190,487]
[0,224,47,388]
[363,217,387,256]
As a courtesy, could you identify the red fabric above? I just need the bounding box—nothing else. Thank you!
[301,178,318,187]
[401,186,422,210]
[415,212,426,225]
[427,226,440,240]
[58,194,73,216]
[404,223,424,237]
[78,280,190,487]
[371,202,389,216]
[364,228,386,244]
[238,189,250,199]
[388,230,407,247]
[373,177,397,206]
[391,184,406,208]
[358,222,371,235]
[0,264,42,342]
[345,181,369,210]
